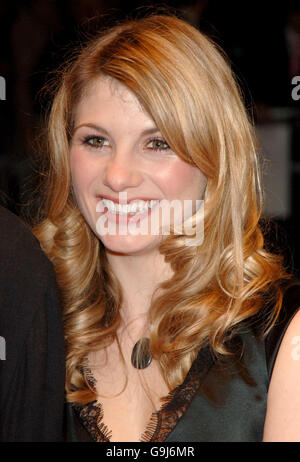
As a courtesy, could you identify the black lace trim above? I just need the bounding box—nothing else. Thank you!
[73,400,112,442]
[72,346,214,442]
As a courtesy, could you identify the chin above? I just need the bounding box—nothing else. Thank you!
[99,233,162,256]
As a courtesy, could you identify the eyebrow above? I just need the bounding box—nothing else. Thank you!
[72,123,161,137]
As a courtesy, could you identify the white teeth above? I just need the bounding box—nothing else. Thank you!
[101,199,158,214]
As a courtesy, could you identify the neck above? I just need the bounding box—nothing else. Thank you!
[105,249,174,325]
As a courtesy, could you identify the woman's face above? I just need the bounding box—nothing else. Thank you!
[70,76,207,255]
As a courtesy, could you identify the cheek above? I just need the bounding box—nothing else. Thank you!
[157,159,206,198]
[70,148,96,197]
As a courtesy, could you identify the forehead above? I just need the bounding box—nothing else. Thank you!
[76,75,145,116]
[72,75,158,135]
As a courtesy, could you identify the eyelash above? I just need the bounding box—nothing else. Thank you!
[147,138,170,151]
[82,135,108,148]
[81,135,170,152]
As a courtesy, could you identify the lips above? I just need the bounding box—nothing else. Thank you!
[96,193,159,205]
[96,195,159,213]
[96,195,160,227]
[102,198,158,215]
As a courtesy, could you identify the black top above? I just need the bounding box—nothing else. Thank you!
[64,283,300,442]
[0,206,65,442]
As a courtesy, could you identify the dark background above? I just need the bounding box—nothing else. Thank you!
[0,0,299,277]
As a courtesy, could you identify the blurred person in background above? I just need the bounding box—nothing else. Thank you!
[0,205,65,441]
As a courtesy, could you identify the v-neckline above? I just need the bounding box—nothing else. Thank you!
[72,345,215,442]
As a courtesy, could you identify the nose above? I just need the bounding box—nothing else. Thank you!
[102,149,143,193]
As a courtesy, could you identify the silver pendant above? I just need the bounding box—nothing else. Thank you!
[131,337,152,369]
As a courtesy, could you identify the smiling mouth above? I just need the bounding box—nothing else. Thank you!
[100,198,159,215]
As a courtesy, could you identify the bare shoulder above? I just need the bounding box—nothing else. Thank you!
[263,308,300,441]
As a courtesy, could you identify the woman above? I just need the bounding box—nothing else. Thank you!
[34,14,300,442]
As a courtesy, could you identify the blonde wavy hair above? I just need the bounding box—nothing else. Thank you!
[34,13,290,404]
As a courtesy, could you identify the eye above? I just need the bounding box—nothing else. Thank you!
[147,138,170,151]
[83,135,109,148]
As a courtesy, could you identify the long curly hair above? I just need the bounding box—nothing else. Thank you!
[34,13,290,404]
